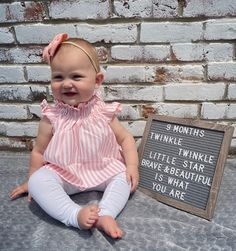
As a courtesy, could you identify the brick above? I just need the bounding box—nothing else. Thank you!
[5,122,38,137]
[154,65,204,83]
[104,66,154,83]
[0,27,14,44]
[0,49,8,62]
[165,83,225,101]
[49,0,110,20]
[15,23,138,44]
[113,0,152,18]
[153,0,178,18]
[118,104,140,120]
[26,66,51,82]
[205,19,236,40]
[75,23,138,43]
[153,103,199,118]
[96,47,108,63]
[0,122,6,135]
[0,47,43,64]
[0,2,47,23]
[105,65,203,84]
[103,85,163,102]
[204,43,234,61]
[183,0,236,17]
[0,46,105,64]
[0,137,31,150]
[228,84,236,100]
[0,66,25,83]
[30,86,48,101]
[13,47,42,63]
[208,62,236,81]
[201,103,228,119]
[15,24,76,44]
[28,104,41,119]
[122,121,146,137]
[0,105,29,120]
[141,104,155,118]
[227,104,236,119]
[140,22,203,43]
[172,43,233,62]
[231,123,236,137]
[0,85,47,102]
[113,0,178,18]
[111,45,170,62]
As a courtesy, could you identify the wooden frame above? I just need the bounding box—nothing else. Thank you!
[138,115,234,220]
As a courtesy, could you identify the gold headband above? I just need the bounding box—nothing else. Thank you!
[61,41,99,73]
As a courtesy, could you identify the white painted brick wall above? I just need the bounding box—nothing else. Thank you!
[140,22,203,43]
[111,45,170,62]
[204,19,236,40]
[15,24,77,44]
[103,85,163,102]
[165,83,225,101]
[0,0,235,154]
[113,0,152,18]
[15,23,138,44]
[113,0,178,18]
[172,43,234,62]
[0,28,14,43]
[3,47,43,64]
[201,103,229,119]
[49,0,110,20]
[153,103,199,118]
[228,84,236,100]
[183,0,236,17]
[0,66,25,83]
[208,63,236,81]
[0,105,29,120]
[202,104,236,120]
[0,2,47,23]
[26,66,50,82]
[4,122,38,137]
[105,65,204,83]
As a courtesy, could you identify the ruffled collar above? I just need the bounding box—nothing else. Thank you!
[55,93,101,112]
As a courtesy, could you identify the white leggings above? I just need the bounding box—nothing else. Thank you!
[28,168,131,229]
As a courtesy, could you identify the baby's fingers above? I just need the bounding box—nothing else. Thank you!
[27,194,32,202]
[130,178,138,193]
[9,188,22,200]
[9,185,27,200]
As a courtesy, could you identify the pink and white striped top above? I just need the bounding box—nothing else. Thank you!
[41,94,126,190]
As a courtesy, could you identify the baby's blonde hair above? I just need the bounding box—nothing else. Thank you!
[56,38,100,73]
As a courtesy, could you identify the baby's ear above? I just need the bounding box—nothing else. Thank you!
[95,72,104,88]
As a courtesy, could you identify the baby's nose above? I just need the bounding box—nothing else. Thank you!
[62,79,73,88]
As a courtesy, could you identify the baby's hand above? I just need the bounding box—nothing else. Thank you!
[126,165,139,193]
[9,182,32,201]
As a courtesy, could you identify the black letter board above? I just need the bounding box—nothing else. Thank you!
[138,115,234,220]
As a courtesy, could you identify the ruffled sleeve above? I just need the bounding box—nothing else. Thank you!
[101,102,121,122]
[40,99,58,125]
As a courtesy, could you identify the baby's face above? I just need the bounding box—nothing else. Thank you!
[50,46,99,106]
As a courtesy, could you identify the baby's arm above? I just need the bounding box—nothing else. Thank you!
[110,117,139,192]
[10,116,53,200]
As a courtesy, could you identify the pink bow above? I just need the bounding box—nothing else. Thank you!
[43,33,68,64]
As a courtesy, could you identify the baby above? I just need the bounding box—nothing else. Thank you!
[10,33,139,239]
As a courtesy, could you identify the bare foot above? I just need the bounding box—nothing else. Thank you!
[77,204,100,229]
[94,215,123,239]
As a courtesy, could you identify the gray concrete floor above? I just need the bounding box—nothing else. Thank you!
[1,151,236,251]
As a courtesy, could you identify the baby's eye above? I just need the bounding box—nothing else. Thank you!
[73,75,82,80]
[52,75,63,81]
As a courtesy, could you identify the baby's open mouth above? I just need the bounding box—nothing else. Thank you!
[63,92,77,97]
